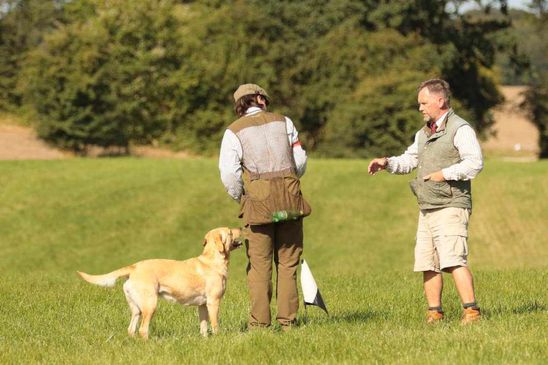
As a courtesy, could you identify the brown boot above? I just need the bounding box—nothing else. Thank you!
[426,309,444,323]
[461,307,481,324]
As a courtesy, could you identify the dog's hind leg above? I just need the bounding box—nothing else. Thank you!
[198,304,209,337]
[127,301,141,337]
[123,280,141,337]
[137,289,157,340]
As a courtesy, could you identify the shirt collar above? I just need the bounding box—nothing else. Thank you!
[245,106,263,115]
[434,111,449,127]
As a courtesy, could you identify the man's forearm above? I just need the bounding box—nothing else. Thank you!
[386,154,418,174]
[385,133,419,174]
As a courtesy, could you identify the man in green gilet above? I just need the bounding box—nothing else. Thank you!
[219,84,311,330]
[368,79,483,324]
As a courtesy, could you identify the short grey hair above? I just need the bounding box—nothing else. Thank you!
[418,79,451,107]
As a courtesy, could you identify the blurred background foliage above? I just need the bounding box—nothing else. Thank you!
[0,0,546,156]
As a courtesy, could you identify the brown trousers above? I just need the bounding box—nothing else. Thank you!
[245,219,303,327]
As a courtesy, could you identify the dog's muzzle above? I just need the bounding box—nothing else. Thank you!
[233,237,248,248]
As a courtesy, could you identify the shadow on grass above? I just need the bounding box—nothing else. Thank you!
[236,310,378,333]
[511,301,546,314]
[324,310,377,323]
[484,300,546,318]
[300,309,379,326]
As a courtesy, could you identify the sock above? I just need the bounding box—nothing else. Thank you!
[463,302,478,309]
[428,306,443,312]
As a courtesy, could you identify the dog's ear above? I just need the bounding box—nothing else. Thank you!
[213,231,226,254]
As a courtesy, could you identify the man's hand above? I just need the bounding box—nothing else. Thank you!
[423,170,445,182]
[368,157,388,175]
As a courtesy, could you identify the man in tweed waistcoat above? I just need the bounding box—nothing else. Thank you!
[368,79,483,324]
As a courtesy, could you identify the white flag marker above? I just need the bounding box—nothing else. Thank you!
[300,259,328,314]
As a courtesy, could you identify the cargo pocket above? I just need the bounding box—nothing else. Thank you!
[430,181,452,198]
[421,180,453,205]
[282,175,311,217]
[284,175,301,196]
[247,179,270,201]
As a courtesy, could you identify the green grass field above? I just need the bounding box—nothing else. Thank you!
[0,158,546,364]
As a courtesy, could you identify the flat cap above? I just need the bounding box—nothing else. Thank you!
[233,83,270,102]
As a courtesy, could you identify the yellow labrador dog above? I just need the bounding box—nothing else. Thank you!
[77,227,243,339]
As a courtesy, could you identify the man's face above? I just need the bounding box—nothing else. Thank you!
[417,87,445,123]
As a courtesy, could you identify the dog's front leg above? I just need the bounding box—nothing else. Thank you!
[198,304,209,337]
[207,300,220,334]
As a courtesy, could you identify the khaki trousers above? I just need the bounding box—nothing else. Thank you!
[245,219,303,327]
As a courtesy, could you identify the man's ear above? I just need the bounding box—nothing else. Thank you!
[256,95,268,108]
[437,96,445,109]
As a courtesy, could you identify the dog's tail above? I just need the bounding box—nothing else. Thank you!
[77,265,136,288]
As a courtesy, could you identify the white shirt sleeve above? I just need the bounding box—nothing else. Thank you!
[386,132,420,174]
[442,125,484,180]
[218,129,243,202]
[286,117,307,177]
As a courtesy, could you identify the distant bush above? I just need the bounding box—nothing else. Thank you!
[0,0,64,111]
[20,0,191,152]
[10,0,513,156]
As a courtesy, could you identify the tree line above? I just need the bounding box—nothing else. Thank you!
[0,0,546,157]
